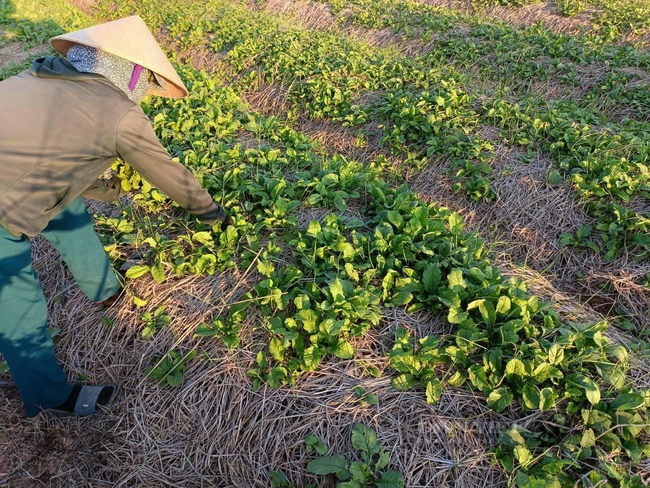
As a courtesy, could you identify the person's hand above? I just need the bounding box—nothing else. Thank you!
[213,216,233,230]
[211,205,233,230]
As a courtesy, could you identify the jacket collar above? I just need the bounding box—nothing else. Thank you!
[31,55,105,80]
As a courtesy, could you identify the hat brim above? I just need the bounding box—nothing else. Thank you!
[50,13,190,99]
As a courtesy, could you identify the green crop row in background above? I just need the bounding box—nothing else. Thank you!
[99,0,650,262]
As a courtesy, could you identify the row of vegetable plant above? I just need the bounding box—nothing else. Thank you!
[108,0,650,263]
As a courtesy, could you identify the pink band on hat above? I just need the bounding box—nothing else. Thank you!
[128,64,144,91]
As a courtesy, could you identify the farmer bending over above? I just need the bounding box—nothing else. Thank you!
[0,16,230,417]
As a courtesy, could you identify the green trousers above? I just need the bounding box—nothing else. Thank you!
[0,197,121,417]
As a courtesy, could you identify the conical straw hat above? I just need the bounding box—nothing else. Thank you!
[50,15,188,98]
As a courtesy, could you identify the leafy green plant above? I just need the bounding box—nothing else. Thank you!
[559,225,601,253]
[307,424,405,488]
[306,434,329,456]
[352,386,379,406]
[554,0,588,16]
[357,360,383,378]
[269,470,293,488]
[146,350,198,387]
[139,306,171,339]
[194,300,248,348]
[389,330,446,404]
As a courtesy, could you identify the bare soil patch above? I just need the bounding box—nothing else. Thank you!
[67,0,99,16]
[242,82,293,117]
[420,0,595,35]
[0,41,50,67]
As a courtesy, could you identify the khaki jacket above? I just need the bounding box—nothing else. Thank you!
[0,56,222,237]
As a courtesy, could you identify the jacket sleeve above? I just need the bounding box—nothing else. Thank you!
[115,106,224,224]
[81,174,126,202]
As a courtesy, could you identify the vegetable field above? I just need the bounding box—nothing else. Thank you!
[1,0,649,487]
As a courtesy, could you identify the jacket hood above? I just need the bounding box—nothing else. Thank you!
[30,55,105,81]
